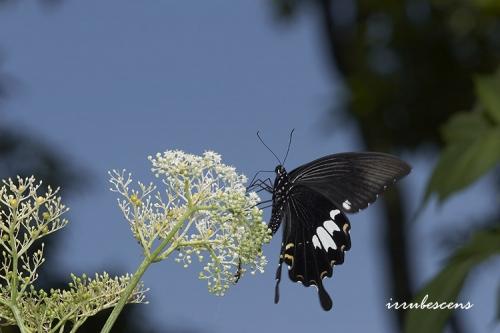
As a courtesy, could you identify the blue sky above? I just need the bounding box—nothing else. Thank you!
[0,1,498,332]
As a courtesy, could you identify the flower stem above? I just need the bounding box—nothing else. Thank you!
[100,254,151,333]
[100,207,196,333]
[9,196,30,333]
[11,304,29,333]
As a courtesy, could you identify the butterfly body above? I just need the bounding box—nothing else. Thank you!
[260,152,411,311]
[269,165,289,234]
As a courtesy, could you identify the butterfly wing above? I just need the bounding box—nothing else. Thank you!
[274,185,351,311]
[288,152,411,213]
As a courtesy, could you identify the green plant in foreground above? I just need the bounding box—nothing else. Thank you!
[0,176,147,333]
[102,150,271,332]
[0,150,269,333]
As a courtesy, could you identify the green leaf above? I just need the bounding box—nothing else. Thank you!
[425,128,500,202]
[475,74,500,124]
[405,227,500,333]
[441,111,489,144]
[470,0,500,12]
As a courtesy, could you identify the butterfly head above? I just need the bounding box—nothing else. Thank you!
[275,165,286,175]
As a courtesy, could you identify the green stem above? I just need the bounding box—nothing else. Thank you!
[8,198,29,333]
[100,207,196,333]
[69,319,85,333]
[10,304,29,333]
[100,254,151,333]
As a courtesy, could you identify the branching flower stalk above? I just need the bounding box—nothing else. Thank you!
[102,151,271,333]
[0,177,146,333]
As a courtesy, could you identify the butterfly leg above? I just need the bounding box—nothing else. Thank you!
[255,198,273,207]
[261,178,273,188]
[248,170,274,190]
[234,258,243,284]
[247,178,271,190]
[247,178,273,193]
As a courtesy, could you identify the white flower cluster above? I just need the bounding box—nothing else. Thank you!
[0,272,147,331]
[0,176,146,332]
[0,176,68,287]
[109,150,271,296]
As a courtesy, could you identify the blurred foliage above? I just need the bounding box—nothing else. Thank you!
[405,227,500,333]
[0,129,84,193]
[475,71,500,123]
[273,0,500,150]
[472,0,500,12]
[426,72,500,201]
[408,72,500,332]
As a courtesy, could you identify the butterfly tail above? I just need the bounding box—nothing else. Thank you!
[318,281,332,311]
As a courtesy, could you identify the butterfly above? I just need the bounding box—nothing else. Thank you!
[248,132,411,311]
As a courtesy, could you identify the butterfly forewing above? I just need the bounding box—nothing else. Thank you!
[288,152,411,213]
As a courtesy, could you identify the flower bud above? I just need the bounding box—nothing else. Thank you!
[130,194,142,206]
[36,196,45,205]
[8,198,17,207]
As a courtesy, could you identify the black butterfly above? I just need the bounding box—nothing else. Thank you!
[248,132,411,311]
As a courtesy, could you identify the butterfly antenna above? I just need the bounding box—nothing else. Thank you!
[257,131,282,165]
[282,128,295,165]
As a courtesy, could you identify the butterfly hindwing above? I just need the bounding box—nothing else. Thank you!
[288,152,411,213]
[276,185,351,310]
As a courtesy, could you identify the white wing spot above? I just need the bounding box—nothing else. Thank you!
[342,200,352,210]
[316,227,337,251]
[330,209,340,220]
[312,235,322,249]
[323,220,340,235]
